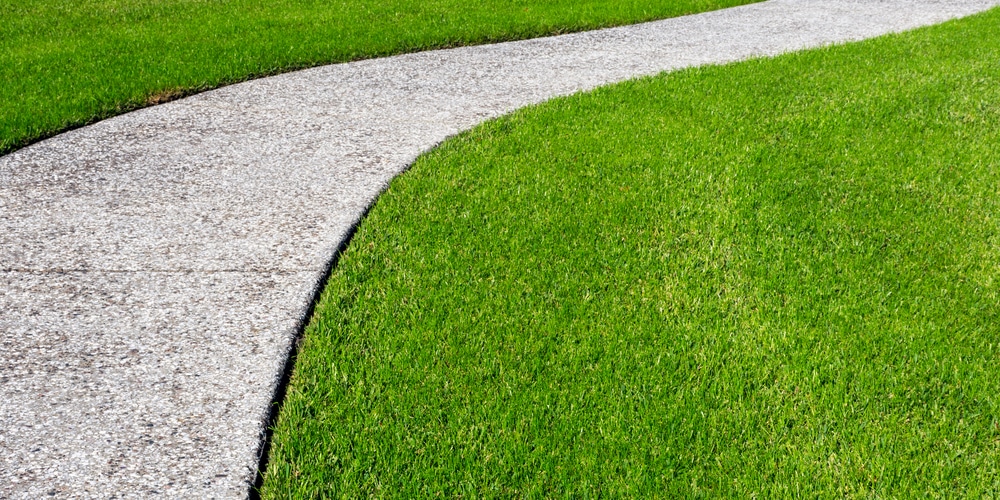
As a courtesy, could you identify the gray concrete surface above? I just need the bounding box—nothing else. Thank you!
[2,0,998,497]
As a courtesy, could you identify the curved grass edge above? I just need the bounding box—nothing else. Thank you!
[262,7,1000,497]
[0,0,760,158]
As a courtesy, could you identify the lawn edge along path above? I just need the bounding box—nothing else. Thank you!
[2,0,762,157]
[2,1,998,498]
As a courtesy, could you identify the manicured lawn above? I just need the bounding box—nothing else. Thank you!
[262,8,1000,497]
[0,0,756,156]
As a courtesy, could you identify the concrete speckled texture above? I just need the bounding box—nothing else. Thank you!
[2,0,998,497]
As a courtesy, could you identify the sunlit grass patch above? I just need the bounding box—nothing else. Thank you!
[0,0,757,156]
[263,8,1000,497]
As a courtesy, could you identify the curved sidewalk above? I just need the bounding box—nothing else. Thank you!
[2,0,998,497]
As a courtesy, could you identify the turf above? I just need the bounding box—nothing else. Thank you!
[0,0,757,157]
[261,7,1000,497]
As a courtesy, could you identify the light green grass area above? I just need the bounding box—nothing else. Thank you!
[0,0,756,156]
[263,9,1000,497]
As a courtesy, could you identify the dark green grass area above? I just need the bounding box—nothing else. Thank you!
[263,9,1000,497]
[0,0,756,156]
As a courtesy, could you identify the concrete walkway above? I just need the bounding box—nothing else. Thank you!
[2,0,998,497]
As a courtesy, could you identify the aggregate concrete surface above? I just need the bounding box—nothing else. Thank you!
[2,0,998,497]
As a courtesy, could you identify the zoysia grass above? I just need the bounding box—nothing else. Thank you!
[0,0,755,156]
[264,8,1000,497]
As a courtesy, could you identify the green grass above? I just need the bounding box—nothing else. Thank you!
[262,8,1000,497]
[0,0,756,156]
